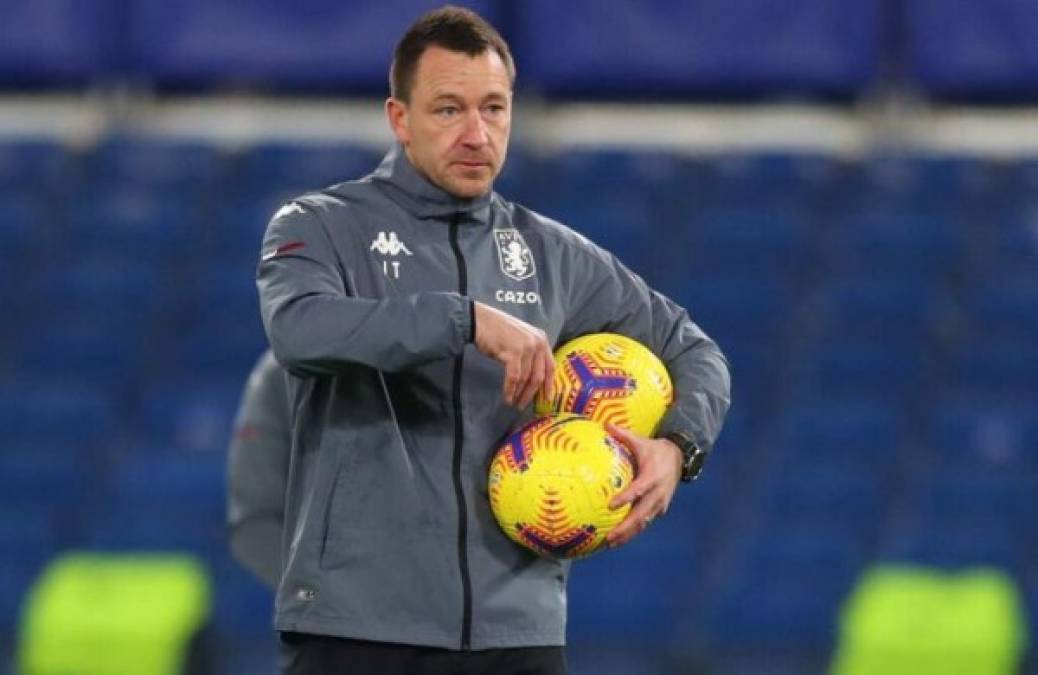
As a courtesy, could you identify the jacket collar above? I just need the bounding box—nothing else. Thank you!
[371,143,493,223]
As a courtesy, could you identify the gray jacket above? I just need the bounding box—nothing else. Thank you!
[227,349,290,590]
[256,145,730,650]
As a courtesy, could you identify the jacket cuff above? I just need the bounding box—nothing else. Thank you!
[468,299,477,343]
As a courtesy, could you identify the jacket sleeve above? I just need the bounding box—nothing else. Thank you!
[558,243,731,451]
[256,201,473,376]
[227,350,290,590]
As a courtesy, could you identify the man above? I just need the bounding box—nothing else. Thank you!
[257,6,730,674]
[227,349,289,590]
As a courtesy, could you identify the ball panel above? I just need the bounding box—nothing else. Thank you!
[535,333,674,437]
[488,414,634,559]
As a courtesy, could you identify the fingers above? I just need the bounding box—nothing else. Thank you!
[540,348,556,401]
[514,345,544,409]
[606,490,667,549]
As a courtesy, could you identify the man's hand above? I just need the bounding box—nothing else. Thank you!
[473,301,554,408]
[605,424,683,549]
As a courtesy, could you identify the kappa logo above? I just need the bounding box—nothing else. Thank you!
[370,231,413,257]
[493,229,535,281]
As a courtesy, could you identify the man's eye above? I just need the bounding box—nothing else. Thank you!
[437,107,459,117]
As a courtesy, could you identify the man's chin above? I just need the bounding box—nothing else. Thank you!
[445,176,492,199]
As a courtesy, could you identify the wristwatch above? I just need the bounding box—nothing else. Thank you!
[663,431,708,482]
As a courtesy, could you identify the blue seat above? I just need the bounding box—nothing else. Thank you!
[87,453,227,555]
[826,208,964,280]
[515,0,881,98]
[928,398,1038,472]
[790,338,923,403]
[768,397,903,472]
[14,313,141,388]
[755,465,888,531]
[878,515,1021,571]
[136,376,243,453]
[906,0,1038,98]
[0,1,116,87]
[127,1,498,91]
[964,274,1038,343]
[676,274,792,345]
[988,213,1038,275]
[701,152,843,208]
[0,379,117,445]
[685,205,811,277]
[62,185,197,261]
[86,136,227,194]
[806,277,941,343]
[705,526,863,649]
[542,149,685,199]
[568,538,701,644]
[0,449,92,512]
[905,469,1033,530]
[30,255,164,318]
[845,154,1000,211]
[542,192,660,282]
[0,139,68,192]
[948,337,1038,401]
[237,142,381,195]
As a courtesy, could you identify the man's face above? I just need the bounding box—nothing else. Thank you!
[387,46,512,199]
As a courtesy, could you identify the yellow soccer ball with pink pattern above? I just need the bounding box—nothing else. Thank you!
[488,414,635,559]
[535,333,674,437]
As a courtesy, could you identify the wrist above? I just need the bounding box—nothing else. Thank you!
[662,431,707,482]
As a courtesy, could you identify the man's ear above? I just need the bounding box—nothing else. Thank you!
[385,98,410,146]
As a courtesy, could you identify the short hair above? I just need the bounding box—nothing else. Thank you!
[390,5,515,102]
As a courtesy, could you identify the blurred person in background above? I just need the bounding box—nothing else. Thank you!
[227,349,290,590]
[256,5,730,674]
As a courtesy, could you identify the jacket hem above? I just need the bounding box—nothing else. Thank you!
[275,614,565,650]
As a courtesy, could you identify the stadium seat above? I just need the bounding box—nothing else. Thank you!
[755,465,889,533]
[879,515,1022,572]
[804,277,943,344]
[767,397,904,472]
[683,205,812,277]
[127,1,498,91]
[906,0,1038,98]
[0,138,68,192]
[929,399,1038,472]
[13,313,141,389]
[948,337,1038,401]
[700,152,844,209]
[789,338,924,404]
[29,256,164,319]
[61,185,199,261]
[84,136,228,194]
[845,154,1001,211]
[514,0,882,98]
[825,208,965,280]
[235,142,382,196]
[963,275,1038,343]
[87,453,226,555]
[136,376,243,453]
[0,1,117,87]
[0,378,117,445]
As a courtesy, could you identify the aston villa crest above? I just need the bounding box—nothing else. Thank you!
[494,229,536,281]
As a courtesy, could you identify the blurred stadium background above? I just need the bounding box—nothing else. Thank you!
[1,1,1038,673]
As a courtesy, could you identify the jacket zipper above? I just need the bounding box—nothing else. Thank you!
[448,213,473,650]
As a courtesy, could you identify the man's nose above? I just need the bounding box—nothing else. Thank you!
[459,110,489,147]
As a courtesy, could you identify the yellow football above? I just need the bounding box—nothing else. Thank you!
[488,414,635,559]
[535,333,674,437]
